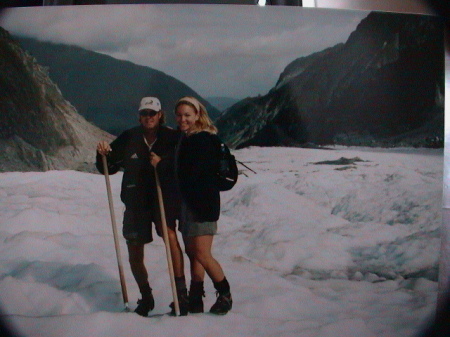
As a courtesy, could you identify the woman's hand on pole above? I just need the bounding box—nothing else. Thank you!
[150,152,161,167]
[97,141,112,156]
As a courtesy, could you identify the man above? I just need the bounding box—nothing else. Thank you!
[96,97,187,316]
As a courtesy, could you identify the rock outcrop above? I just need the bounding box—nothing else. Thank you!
[0,27,114,172]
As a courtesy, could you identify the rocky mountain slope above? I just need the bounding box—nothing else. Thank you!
[216,11,444,149]
[0,27,114,172]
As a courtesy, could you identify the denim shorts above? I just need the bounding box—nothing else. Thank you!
[179,202,217,237]
[180,220,217,237]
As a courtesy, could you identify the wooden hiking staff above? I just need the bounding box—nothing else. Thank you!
[154,168,180,316]
[102,155,130,312]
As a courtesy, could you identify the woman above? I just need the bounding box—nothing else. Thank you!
[174,96,232,315]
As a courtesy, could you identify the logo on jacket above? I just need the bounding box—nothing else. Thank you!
[130,153,138,159]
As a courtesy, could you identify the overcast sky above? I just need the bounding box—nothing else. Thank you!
[0,5,368,99]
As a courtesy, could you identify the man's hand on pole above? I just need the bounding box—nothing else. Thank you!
[97,141,112,156]
[150,152,161,167]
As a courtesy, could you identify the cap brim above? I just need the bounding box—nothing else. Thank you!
[139,109,160,113]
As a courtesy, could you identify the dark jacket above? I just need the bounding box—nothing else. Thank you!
[177,131,220,222]
[96,125,181,218]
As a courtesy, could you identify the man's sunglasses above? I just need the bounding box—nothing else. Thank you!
[139,110,159,117]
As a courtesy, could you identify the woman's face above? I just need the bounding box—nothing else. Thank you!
[175,104,199,133]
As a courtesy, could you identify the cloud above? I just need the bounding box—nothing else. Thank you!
[0,5,368,98]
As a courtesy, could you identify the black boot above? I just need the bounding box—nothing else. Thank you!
[169,288,189,316]
[188,281,205,314]
[135,283,154,317]
[210,278,232,315]
[210,292,232,315]
[170,288,189,316]
[170,276,189,316]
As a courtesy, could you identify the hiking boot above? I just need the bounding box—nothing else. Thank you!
[170,288,189,316]
[134,295,155,317]
[188,287,205,313]
[209,292,232,315]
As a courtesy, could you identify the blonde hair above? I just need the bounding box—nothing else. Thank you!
[175,96,217,134]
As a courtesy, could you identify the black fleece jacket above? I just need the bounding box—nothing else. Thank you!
[177,131,221,222]
[96,125,181,215]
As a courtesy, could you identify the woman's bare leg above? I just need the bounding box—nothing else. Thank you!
[184,236,205,282]
[167,226,185,278]
[186,235,224,282]
[186,235,232,314]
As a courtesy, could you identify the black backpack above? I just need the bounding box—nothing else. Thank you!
[211,135,238,191]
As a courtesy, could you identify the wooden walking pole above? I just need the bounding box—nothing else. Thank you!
[154,168,180,316]
[102,155,130,312]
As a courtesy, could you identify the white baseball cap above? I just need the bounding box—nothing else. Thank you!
[139,97,162,112]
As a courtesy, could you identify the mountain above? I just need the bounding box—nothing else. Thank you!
[216,11,444,149]
[0,27,114,172]
[12,36,221,135]
[206,96,241,114]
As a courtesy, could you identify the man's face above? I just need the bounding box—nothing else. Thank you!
[139,110,161,130]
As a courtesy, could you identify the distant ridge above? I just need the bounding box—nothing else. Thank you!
[13,36,220,135]
[216,12,444,149]
[206,96,241,115]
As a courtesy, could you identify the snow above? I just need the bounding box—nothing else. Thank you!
[0,146,443,337]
